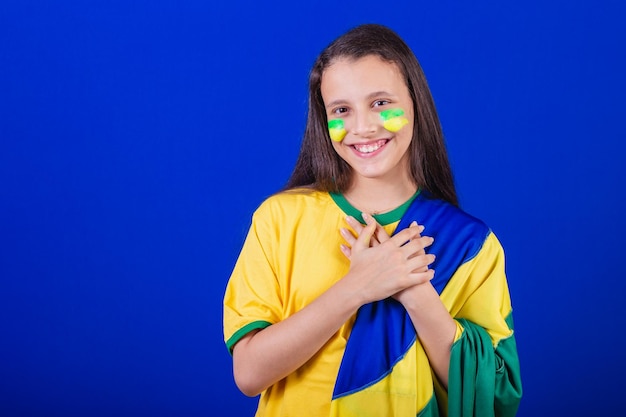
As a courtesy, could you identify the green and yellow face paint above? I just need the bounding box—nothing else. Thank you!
[328,119,347,142]
[380,108,409,133]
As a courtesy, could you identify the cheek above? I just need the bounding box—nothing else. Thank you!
[330,140,346,159]
[380,108,409,133]
[328,119,347,142]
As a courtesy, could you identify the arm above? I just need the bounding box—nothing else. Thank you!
[394,281,456,388]
[232,218,435,396]
[232,275,362,396]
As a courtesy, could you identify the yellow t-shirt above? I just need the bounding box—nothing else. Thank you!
[223,189,414,416]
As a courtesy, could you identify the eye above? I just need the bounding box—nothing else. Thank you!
[373,99,390,107]
[332,107,349,115]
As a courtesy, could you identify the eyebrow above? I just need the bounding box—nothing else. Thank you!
[325,91,396,109]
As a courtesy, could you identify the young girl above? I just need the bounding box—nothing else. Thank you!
[223,24,522,416]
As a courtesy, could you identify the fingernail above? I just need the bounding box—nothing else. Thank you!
[362,213,370,220]
[418,225,425,233]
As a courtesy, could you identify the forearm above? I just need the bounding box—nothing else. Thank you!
[232,277,363,396]
[399,282,456,388]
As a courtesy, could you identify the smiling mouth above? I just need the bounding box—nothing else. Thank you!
[352,139,389,154]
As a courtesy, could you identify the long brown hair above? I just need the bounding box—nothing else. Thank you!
[284,24,458,206]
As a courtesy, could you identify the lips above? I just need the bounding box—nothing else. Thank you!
[351,139,389,154]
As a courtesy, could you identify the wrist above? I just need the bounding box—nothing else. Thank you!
[334,272,369,313]
[395,282,431,311]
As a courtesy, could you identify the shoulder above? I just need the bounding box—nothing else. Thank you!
[414,193,490,238]
[253,188,333,220]
[408,193,494,263]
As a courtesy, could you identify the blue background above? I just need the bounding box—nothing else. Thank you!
[1,0,625,415]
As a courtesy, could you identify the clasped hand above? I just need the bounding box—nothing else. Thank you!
[339,213,435,305]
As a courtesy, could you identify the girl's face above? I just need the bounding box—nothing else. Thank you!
[321,55,414,186]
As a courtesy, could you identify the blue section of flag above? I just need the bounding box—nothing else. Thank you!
[333,193,491,399]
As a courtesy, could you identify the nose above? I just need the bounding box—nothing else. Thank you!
[351,110,377,138]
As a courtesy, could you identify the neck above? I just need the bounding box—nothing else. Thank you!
[344,176,418,215]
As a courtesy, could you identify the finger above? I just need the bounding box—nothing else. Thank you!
[409,268,436,284]
[374,224,390,244]
[362,213,384,247]
[339,243,352,259]
[345,216,365,235]
[402,236,435,258]
[407,222,425,251]
[408,253,436,273]
[359,213,389,246]
[353,215,377,250]
[409,223,427,256]
[346,215,381,247]
[408,221,426,239]
[346,214,389,242]
[361,212,378,228]
[339,227,357,247]
[390,225,425,247]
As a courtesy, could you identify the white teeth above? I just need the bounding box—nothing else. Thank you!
[354,141,385,153]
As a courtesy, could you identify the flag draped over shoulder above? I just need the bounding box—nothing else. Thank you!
[330,192,522,417]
